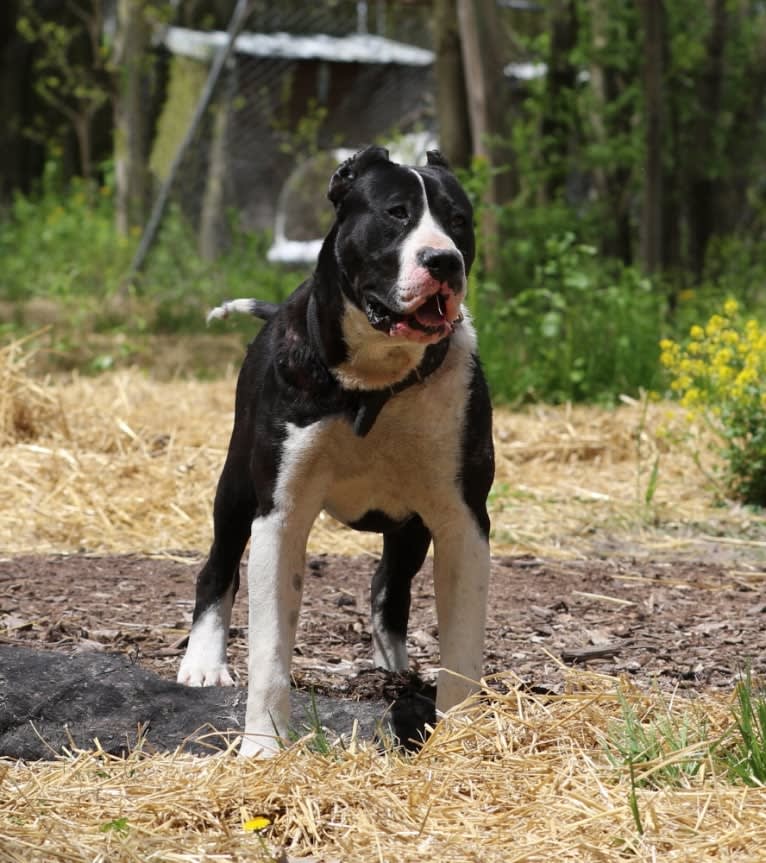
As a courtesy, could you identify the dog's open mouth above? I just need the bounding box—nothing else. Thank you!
[365,292,461,339]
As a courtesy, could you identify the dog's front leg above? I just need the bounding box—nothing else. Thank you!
[432,514,490,715]
[239,509,311,757]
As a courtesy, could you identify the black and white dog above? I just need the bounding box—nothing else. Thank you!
[178,146,495,756]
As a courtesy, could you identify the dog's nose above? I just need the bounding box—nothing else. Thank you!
[417,247,463,282]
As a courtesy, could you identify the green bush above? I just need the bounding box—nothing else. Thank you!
[0,163,301,336]
[0,160,132,303]
[141,207,301,333]
[476,231,663,404]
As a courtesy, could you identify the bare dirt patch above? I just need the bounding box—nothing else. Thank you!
[4,356,766,861]
[2,549,765,701]
[2,354,766,711]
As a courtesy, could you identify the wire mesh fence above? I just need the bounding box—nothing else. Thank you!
[142,0,436,271]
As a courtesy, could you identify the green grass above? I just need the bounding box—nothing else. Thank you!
[288,690,337,757]
[600,672,766,824]
[603,689,711,789]
[725,668,766,786]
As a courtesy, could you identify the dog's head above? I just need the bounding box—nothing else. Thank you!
[326,146,475,346]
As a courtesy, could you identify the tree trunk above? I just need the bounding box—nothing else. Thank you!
[73,113,93,182]
[456,0,514,272]
[588,0,634,263]
[639,0,664,275]
[687,0,726,278]
[113,0,153,235]
[541,0,578,203]
[433,0,472,169]
[457,0,512,159]
[199,73,235,260]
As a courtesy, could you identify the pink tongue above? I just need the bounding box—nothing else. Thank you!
[414,295,445,327]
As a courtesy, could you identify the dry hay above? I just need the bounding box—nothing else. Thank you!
[3,340,766,861]
[0,332,68,446]
[1,673,764,862]
[0,336,754,559]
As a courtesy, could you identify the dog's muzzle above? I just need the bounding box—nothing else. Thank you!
[365,247,466,342]
[365,290,464,342]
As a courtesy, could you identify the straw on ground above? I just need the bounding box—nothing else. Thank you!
[0,339,753,558]
[2,676,765,863]
[3,338,765,862]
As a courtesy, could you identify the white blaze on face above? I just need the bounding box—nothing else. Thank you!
[397,170,465,310]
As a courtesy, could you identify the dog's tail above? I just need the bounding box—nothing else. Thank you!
[206,298,280,325]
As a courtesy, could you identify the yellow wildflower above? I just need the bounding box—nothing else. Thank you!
[680,388,702,407]
[706,314,725,336]
[736,367,758,387]
[714,364,734,383]
[243,816,271,833]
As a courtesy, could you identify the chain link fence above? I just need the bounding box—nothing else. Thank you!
[140,0,436,270]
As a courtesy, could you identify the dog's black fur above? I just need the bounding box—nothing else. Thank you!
[178,146,494,755]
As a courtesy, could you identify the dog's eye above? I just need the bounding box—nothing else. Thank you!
[451,213,467,230]
[387,205,409,221]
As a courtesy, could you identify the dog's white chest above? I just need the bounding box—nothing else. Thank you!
[324,399,461,525]
[275,328,476,532]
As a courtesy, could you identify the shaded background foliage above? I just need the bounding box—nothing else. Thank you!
[1,0,765,405]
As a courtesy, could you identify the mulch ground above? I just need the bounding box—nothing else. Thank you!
[2,549,765,700]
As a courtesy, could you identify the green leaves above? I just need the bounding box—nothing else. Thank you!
[728,669,766,786]
[477,229,662,404]
[16,1,113,176]
[99,817,129,835]
[660,301,766,506]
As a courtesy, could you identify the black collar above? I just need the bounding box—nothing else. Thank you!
[350,337,451,437]
[305,289,452,437]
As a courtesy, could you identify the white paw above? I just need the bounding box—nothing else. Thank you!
[239,732,282,758]
[177,660,234,687]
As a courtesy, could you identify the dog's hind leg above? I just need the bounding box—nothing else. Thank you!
[178,449,256,687]
[371,515,432,672]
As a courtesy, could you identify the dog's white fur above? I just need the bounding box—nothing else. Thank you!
[179,169,489,757]
[177,585,235,687]
[239,316,487,756]
[334,300,428,390]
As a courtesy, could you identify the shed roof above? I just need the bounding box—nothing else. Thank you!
[163,27,434,66]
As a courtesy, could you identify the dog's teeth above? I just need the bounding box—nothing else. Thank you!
[436,294,444,316]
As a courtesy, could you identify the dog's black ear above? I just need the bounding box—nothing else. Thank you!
[426,150,451,171]
[328,145,390,209]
